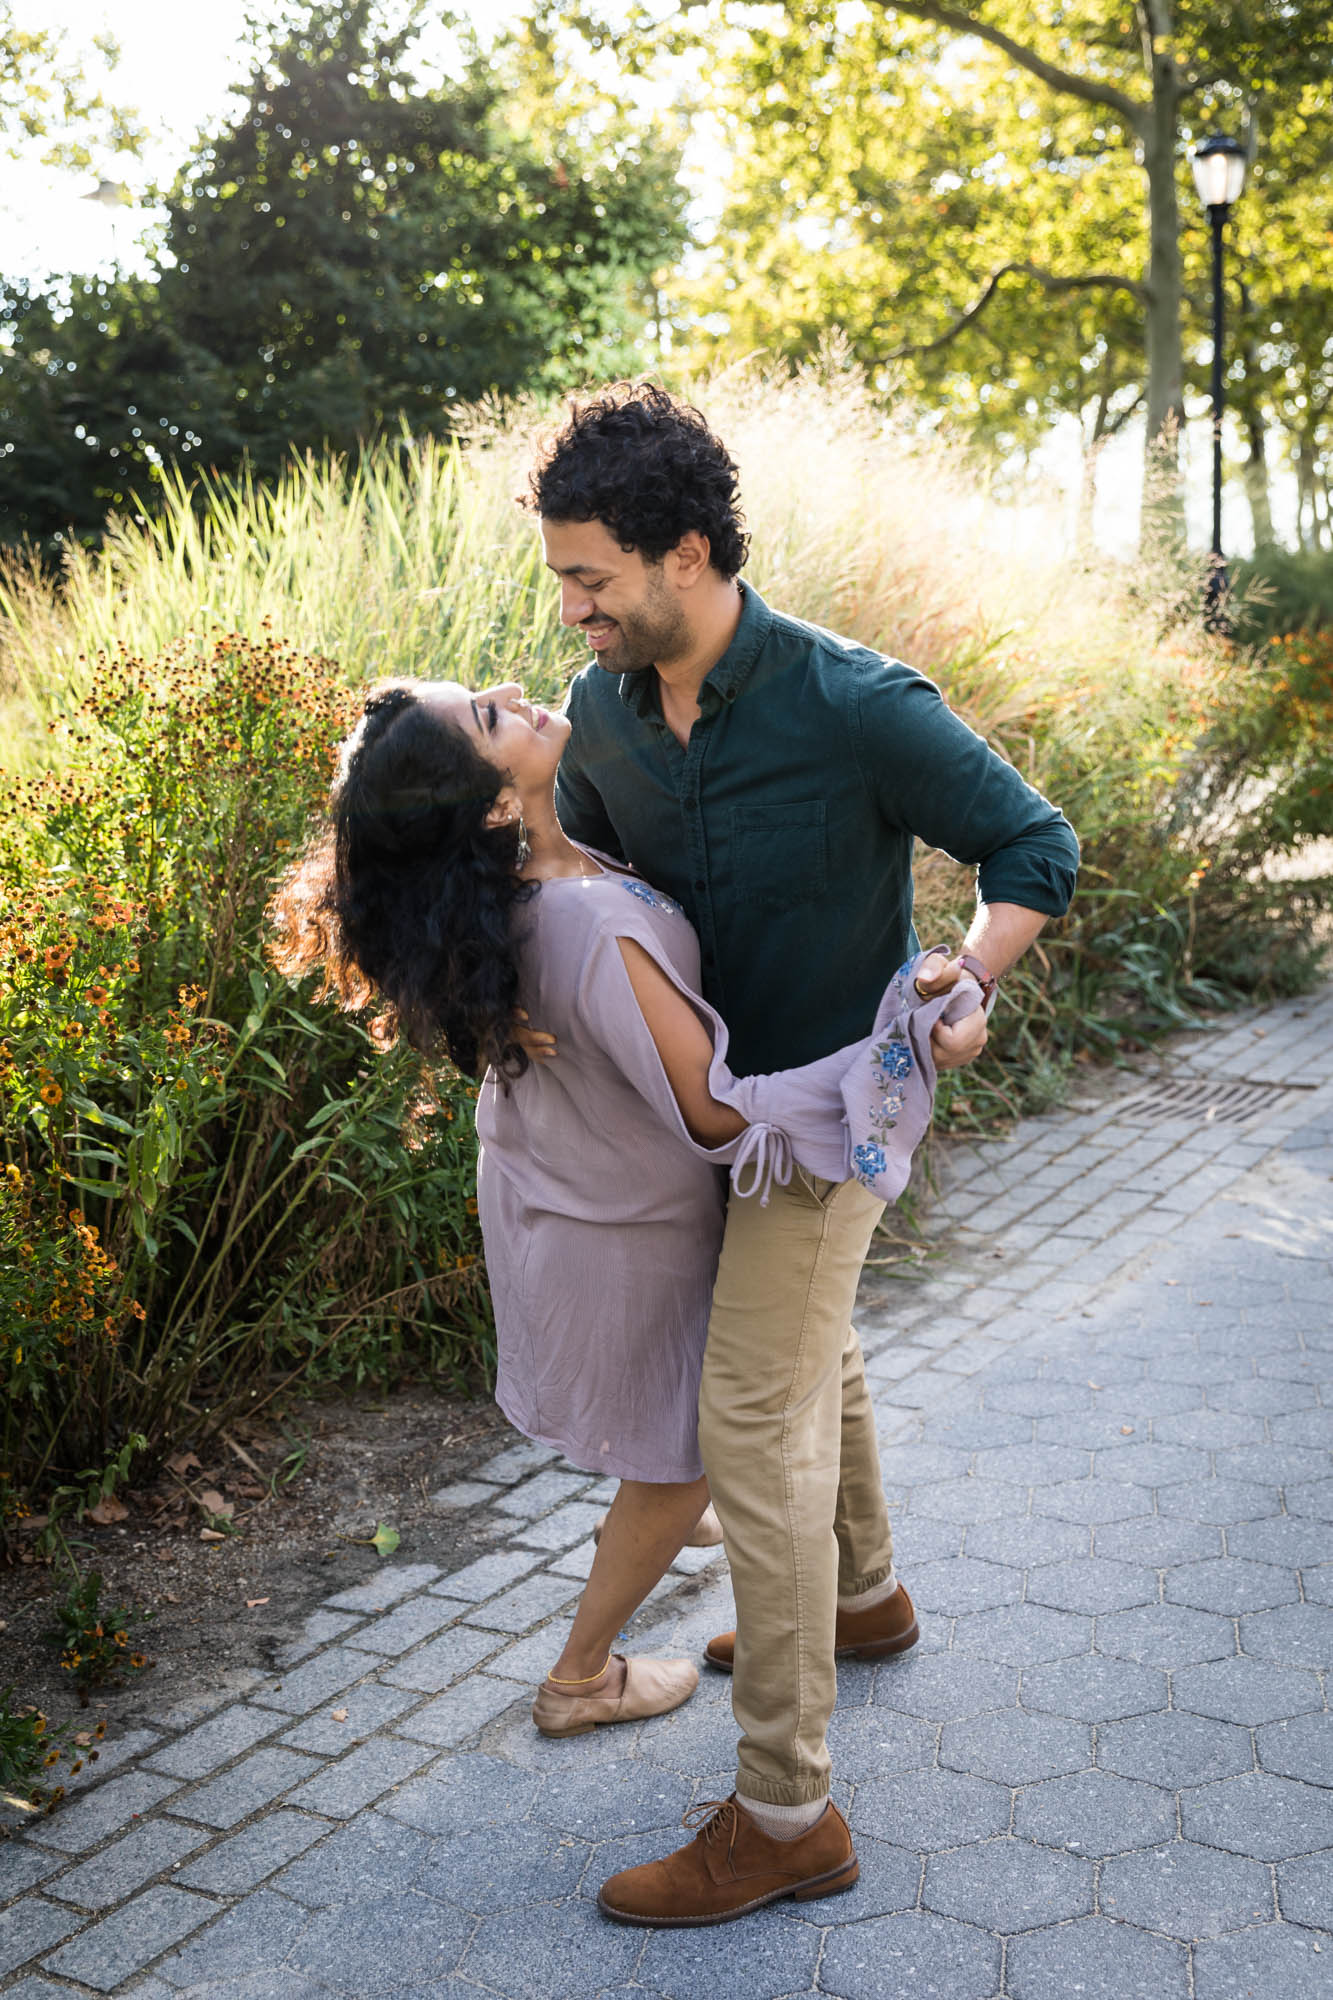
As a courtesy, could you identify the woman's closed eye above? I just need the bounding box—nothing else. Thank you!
[486,700,498,732]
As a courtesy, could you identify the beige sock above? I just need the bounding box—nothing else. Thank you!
[837,1564,898,1612]
[738,1793,828,1840]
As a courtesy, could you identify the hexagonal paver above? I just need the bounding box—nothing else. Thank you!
[1184,1772,1333,1862]
[1167,1557,1300,1615]
[850,1770,1010,1851]
[870,1655,1018,1721]
[286,1890,470,1993]
[878,1443,973,1483]
[377,1753,540,1837]
[821,1911,1000,2000]
[985,1380,1092,1417]
[1240,1602,1333,1667]
[1014,1768,1175,1857]
[965,1517,1090,1566]
[1218,1444,1332,1486]
[929,1410,1032,1450]
[924,1836,1091,1933]
[637,1903,824,1997]
[1173,1656,1324,1727]
[952,1603,1091,1666]
[1095,1442,1211,1485]
[1194,1923,1333,2000]
[532,1759,692,1841]
[1210,1378,1318,1415]
[1155,1409,1267,1449]
[1007,1915,1189,1999]
[1258,1713,1333,1787]
[1026,1558,1158,1616]
[464,1896,640,1998]
[1227,1517,1333,1567]
[909,1478,1029,1524]
[904,1557,1022,1616]
[818,1830,920,1921]
[1278,1849,1333,1929]
[939,1709,1089,1787]
[1020,1655,1166,1723]
[1098,1712,1253,1790]
[637,1697,741,1778]
[1094,1517,1224,1565]
[890,1516,967,1565]
[825,1707,937,1779]
[1269,1408,1333,1446]
[415,1822,590,1911]
[1035,1480,1152,1525]
[1100,1840,1273,1937]
[969,1443,1091,1485]
[1096,1604,1235,1669]
[1158,1477,1282,1524]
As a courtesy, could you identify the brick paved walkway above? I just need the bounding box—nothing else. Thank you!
[3,985,1331,1999]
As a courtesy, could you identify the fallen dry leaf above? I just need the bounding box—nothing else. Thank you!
[199,1527,227,1543]
[245,1597,269,1608]
[330,1707,349,1722]
[162,1590,180,1602]
[1120,1425,1135,1435]
[74,1731,92,1747]
[198,1490,231,1517]
[166,1450,202,1475]
[1087,1381,1102,1390]
[86,1495,129,1525]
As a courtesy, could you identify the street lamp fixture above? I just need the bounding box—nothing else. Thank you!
[1191,135,1248,625]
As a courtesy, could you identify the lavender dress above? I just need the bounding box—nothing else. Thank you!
[476,853,986,1483]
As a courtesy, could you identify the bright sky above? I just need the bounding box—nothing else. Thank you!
[2,0,1278,555]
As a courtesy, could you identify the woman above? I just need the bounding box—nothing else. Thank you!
[272,679,985,1738]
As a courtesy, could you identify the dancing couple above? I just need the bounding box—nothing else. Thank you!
[276,384,1079,1925]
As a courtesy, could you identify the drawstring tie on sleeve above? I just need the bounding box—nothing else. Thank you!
[729,1123,794,1207]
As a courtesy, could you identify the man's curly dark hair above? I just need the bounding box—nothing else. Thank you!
[269,683,536,1080]
[524,382,750,579]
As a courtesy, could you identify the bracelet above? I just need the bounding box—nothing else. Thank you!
[957,952,998,1004]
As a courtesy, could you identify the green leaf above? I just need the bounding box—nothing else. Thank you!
[370,1522,400,1557]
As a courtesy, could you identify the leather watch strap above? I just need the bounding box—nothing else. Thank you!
[958,952,999,1005]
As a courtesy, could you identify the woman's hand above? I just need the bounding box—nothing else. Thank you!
[512,1009,557,1062]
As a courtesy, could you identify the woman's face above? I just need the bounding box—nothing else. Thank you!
[418,681,571,793]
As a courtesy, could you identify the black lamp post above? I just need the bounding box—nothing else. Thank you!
[1191,135,1249,624]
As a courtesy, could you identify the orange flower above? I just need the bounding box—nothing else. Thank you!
[39,1082,63,1108]
[86,985,109,1006]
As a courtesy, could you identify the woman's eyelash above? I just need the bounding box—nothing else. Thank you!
[487,701,497,730]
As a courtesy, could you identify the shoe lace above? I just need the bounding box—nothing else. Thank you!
[681,1796,739,1860]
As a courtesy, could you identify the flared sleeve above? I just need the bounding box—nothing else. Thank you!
[578,906,989,1208]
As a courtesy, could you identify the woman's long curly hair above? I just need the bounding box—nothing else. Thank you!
[270,682,536,1078]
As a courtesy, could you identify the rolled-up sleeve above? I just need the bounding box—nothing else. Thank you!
[850,656,1079,917]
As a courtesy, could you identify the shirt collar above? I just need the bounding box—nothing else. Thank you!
[617,581,772,718]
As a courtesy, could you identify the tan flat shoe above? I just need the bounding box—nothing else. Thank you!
[532,1654,699,1739]
[592,1503,726,1550]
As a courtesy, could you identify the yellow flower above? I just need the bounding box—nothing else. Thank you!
[39,1082,63,1107]
[4,1164,20,1187]
[465,1197,478,1215]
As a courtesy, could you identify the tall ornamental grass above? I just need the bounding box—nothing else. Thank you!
[2,360,1331,1518]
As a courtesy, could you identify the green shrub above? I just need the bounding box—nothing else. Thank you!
[0,630,491,1528]
[1230,545,1333,643]
[0,1691,103,1816]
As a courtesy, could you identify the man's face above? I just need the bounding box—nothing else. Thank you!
[540,516,690,676]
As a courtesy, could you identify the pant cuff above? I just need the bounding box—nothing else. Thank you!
[736,1775,833,1809]
[836,1559,896,1596]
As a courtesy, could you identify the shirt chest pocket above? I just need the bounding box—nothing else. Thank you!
[730,799,828,908]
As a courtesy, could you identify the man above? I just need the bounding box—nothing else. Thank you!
[524,382,1079,1926]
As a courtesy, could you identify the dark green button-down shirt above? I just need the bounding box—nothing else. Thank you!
[555,584,1079,1075]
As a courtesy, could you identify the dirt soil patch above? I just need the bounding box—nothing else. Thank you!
[2,1386,519,1744]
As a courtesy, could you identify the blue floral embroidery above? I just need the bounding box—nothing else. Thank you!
[872,1039,913,1086]
[622,879,683,918]
[852,1141,889,1188]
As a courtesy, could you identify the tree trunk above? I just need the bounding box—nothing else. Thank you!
[1243,407,1275,548]
[1139,23,1185,536]
[1075,386,1111,552]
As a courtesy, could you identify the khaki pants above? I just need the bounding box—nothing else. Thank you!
[697,1169,894,1807]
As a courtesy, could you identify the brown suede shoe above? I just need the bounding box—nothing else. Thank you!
[703,1581,919,1673]
[597,1794,858,1926]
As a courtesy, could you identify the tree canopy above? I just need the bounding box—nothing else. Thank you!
[0,1,686,549]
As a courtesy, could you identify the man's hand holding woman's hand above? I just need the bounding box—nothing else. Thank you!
[916,952,989,1072]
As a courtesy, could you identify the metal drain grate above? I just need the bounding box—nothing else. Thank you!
[1116,1075,1310,1127]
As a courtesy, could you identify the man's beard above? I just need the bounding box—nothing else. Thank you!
[590,577,690,676]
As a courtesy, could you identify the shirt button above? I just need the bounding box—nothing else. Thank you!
[693,879,706,895]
